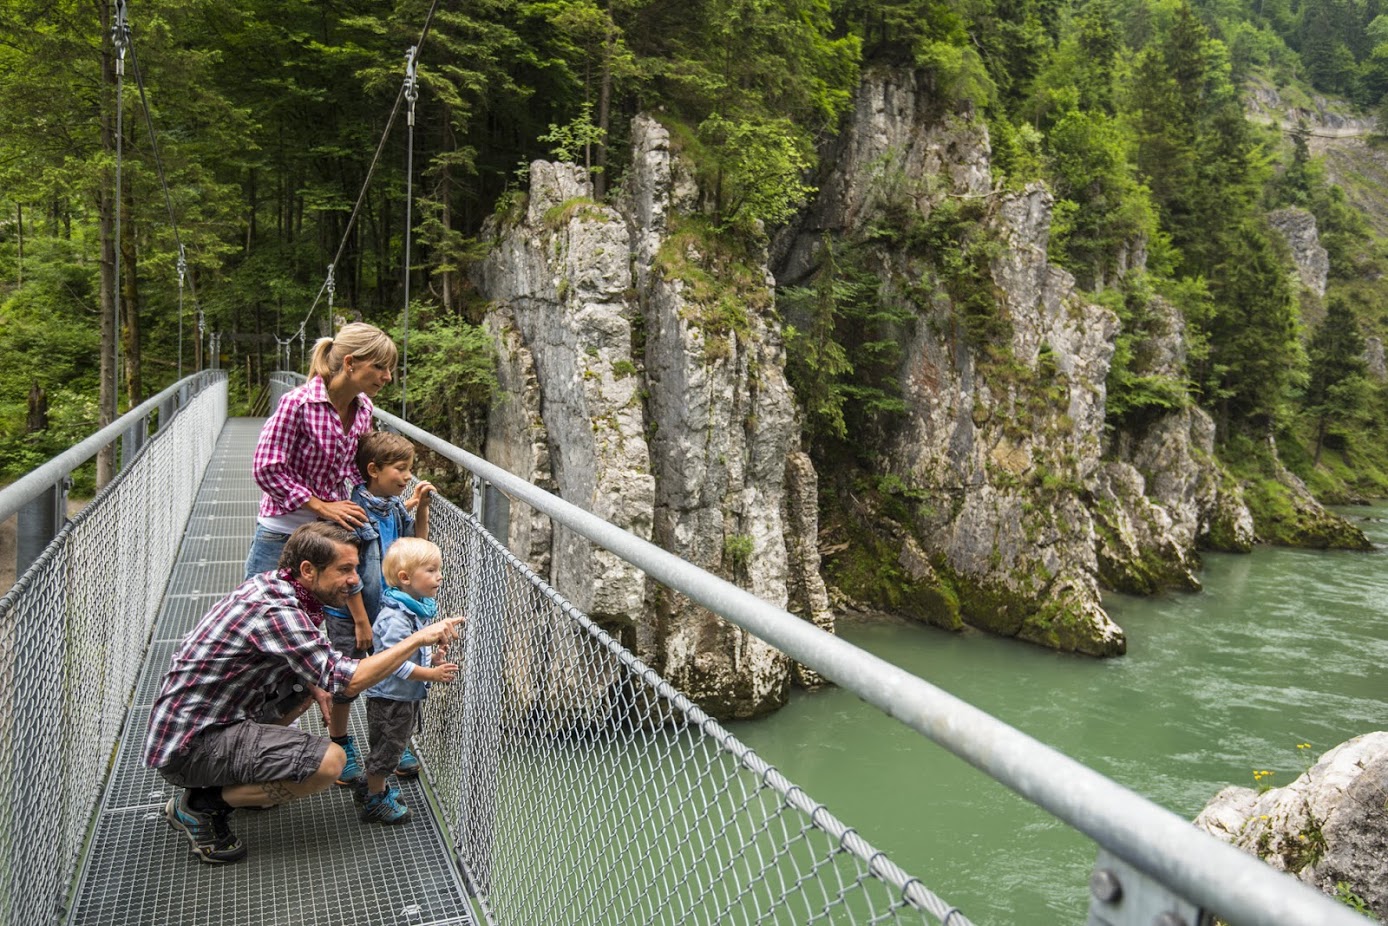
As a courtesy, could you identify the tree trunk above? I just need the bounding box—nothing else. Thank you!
[440,104,455,314]
[26,381,47,433]
[246,167,256,255]
[97,0,117,488]
[595,25,613,199]
[121,177,143,403]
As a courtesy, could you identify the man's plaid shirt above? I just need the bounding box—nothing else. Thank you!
[143,570,360,769]
[253,375,372,519]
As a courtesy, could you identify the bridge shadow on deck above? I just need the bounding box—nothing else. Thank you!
[66,419,474,926]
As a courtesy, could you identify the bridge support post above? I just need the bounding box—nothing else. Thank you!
[157,395,176,433]
[120,419,147,470]
[1086,849,1213,926]
[15,476,70,578]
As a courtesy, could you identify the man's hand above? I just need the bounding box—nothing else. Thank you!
[311,685,333,726]
[308,497,367,529]
[420,614,465,648]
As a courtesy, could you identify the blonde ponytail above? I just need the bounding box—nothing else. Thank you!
[308,337,336,379]
[306,322,398,381]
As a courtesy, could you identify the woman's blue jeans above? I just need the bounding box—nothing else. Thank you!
[244,524,292,580]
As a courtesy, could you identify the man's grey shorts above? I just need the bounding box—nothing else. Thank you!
[158,722,329,789]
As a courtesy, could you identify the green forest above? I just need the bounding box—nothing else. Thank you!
[4,0,1388,507]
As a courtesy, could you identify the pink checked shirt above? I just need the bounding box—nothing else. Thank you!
[253,376,372,518]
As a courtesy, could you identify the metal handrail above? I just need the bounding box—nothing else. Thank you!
[0,371,226,578]
[0,370,223,526]
[271,371,1367,925]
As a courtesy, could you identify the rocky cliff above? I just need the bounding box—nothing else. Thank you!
[474,125,832,719]
[774,69,1260,655]
[473,65,1372,695]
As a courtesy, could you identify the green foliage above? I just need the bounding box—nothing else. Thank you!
[1304,296,1370,462]
[388,307,497,450]
[695,113,816,231]
[538,101,607,170]
[1045,110,1158,287]
[1334,881,1373,915]
[722,533,755,576]
[780,234,911,455]
[910,198,1009,357]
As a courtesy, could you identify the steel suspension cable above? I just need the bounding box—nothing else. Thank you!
[285,0,443,358]
[112,0,128,412]
[401,45,419,419]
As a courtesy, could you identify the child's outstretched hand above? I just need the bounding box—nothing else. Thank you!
[406,481,436,512]
[426,662,459,684]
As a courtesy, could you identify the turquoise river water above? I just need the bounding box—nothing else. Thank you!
[730,504,1388,924]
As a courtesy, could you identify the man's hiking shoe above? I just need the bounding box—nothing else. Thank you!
[360,784,411,825]
[165,794,247,864]
[395,744,420,778]
[335,734,364,785]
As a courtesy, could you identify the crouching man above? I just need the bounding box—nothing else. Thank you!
[143,521,463,863]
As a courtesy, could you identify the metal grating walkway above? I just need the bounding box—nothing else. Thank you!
[65,418,475,926]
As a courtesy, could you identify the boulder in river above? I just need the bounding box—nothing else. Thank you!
[1194,731,1388,919]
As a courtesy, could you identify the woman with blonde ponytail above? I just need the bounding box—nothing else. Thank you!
[245,321,397,788]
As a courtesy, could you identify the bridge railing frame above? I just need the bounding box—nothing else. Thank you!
[1,371,227,578]
[361,398,1369,926]
[0,370,228,926]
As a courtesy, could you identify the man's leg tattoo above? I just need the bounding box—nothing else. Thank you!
[259,780,296,805]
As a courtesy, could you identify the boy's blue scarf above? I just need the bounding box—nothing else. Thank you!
[383,586,438,619]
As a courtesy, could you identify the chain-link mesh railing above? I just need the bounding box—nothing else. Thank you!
[418,494,967,926]
[0,374,226,926]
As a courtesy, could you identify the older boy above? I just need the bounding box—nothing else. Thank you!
[326,431,436,782]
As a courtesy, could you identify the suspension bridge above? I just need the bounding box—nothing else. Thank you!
[0,371,1370,926]
[1,3,1371,924]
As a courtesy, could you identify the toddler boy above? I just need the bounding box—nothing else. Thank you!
[356,537,460,824]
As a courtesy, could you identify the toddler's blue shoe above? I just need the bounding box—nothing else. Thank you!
[335,734,364,785]
[360,784,411,825]
[396,745,420,778]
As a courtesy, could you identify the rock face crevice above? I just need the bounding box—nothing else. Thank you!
[1267,207,1329,299]
[474,121,831,719]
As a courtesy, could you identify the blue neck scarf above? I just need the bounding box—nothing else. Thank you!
[356,486,397,516]
[383,586,438,619]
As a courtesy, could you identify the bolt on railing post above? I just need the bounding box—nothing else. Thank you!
[15,475,70,577]
[1087,849,1214,926]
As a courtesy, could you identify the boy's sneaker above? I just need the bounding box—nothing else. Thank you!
[165,794,247,864]
[360,784,411,825]
[348,776,370,806]
[395,745,420,778]
[335,735,364,785]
